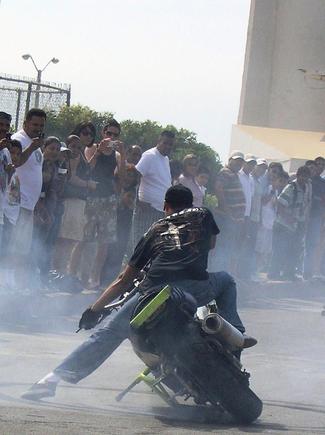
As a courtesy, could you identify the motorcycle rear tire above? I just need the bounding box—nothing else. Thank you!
[172,326,263,424]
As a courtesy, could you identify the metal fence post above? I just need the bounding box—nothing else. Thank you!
[25,82,32,117]
[15,89,22,130]
[67,86,71,106]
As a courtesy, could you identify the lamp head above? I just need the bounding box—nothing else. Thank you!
[51,58,59,64]
[22,54,31,60]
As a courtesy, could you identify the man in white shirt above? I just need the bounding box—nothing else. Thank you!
[129,130,174,251]
[11,108,46,288]
[238,154,256,219]
[238,154,257,278]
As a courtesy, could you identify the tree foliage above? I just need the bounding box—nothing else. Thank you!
[46,105,222,190]
[46,105,114,142]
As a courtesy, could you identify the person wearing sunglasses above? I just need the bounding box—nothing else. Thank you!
[83,119,126,289]
[71,121,96,151]
[177,154,204,207]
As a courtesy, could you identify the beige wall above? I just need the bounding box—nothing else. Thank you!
[230,125,306,173]
[239,0,325,132]
[230,125,288,162]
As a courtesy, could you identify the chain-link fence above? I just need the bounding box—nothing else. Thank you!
[0,73,71,130]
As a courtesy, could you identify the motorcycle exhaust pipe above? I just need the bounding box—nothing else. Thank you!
[201,313,244,349]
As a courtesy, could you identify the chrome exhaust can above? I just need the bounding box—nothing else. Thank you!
[201,313,244,349]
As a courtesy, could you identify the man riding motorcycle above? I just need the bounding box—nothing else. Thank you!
[22,184,256,400]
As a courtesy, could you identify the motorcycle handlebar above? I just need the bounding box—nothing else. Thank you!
[102,286,139,312]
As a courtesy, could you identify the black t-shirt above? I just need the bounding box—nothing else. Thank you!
[91,150,117,197]
[129,207,219,290]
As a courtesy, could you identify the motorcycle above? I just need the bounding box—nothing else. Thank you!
[96,284,263,424]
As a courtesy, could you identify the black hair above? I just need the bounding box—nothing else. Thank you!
[165,184,193,209]
[160,130,175,140]
[0,111,12,122]
[269,161,283,170]
[103,119,121,134]
[9,139,22,152]
[315,156,325,163]
[71,121,96,145]
[297,166,310,177]
[305,160,316,166]
[44,136,61,148]
[25,108,47,121]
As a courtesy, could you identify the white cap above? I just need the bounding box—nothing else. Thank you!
[229,150,245,160]
[60,142,71,153]
[244,153,257,163]
[256,158,268,166]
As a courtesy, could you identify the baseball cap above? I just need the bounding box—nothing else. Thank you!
[244,153,257,163]
[256,158,268,166]
[229,150,244,160]
[165,184,193,208]
[60,143,72,154]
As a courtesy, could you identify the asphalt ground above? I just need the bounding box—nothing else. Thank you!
[1,279,325,434]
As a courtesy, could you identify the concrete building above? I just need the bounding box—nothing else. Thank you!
[238,0,325,131]
[230,0,325,168]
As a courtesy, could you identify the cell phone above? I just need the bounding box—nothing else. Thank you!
[6,133,11,140]
[38,132,45,140]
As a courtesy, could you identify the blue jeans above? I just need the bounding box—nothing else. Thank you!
[54,272,244,383]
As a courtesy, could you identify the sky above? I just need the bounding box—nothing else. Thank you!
[0,0,250,162]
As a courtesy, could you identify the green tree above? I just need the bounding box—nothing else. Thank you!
[46,105,114,142]
[46,104,222,191]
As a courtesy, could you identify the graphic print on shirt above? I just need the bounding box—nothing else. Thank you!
[35,150,43,164]
[151,208,215,256]
[160,222,185,250]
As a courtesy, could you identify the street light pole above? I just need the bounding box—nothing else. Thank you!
[22,54,59,108]
[35,69,42,108]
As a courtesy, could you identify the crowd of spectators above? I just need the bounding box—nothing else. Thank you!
[213,151,325,281]
[0,108,325,295]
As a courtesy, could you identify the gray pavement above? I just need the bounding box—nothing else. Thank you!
[1,281,325,434]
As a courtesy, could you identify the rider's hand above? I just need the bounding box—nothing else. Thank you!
[78,308,102,330]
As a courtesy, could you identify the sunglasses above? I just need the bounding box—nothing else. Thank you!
[80,130,94,137]
[105,130,119,138]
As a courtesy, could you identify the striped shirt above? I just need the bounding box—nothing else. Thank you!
[216,167,246,220]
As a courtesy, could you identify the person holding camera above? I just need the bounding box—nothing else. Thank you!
[84,119,126,289]
[0,111,13,256]
[10,108,46,289]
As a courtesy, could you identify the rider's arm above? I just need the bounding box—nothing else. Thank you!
[91,265,140,312]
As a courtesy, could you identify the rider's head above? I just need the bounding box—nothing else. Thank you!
[164,184,193,215]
